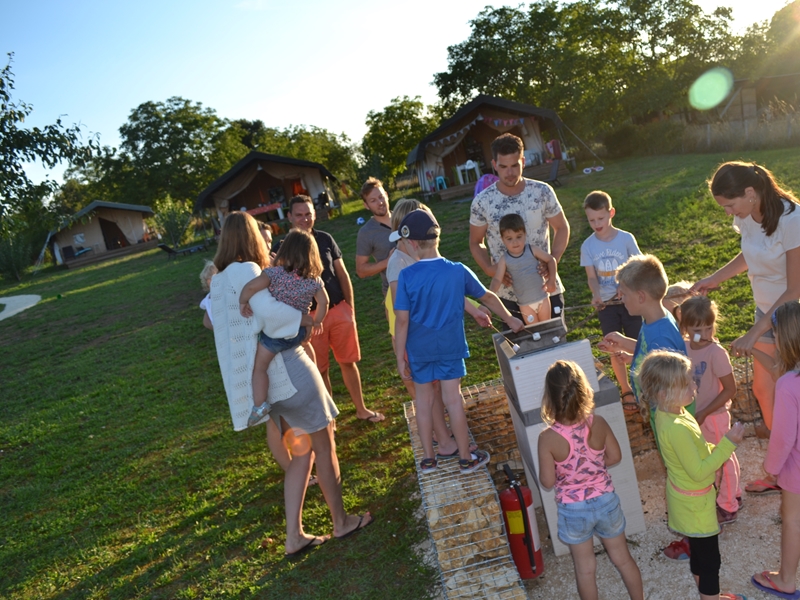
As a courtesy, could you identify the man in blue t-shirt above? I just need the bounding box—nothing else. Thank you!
[394,209,522,476]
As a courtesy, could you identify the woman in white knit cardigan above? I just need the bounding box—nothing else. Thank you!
[210,212,374,557]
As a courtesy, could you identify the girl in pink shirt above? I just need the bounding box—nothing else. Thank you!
[752,300,800,599]
[538,360,643,600]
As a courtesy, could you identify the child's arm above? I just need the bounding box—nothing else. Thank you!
[593,416,622,467]
[489,255,507,294]
[465,297,491,327]
[537,431,557,490]
[394,309,412,380]
[239,272,271,316]
[751,347,781,382]
[670,421,742,482]
[530,246,558,293]
[598,331,636,354]
[311,286,329,335]
[584,266,605,309]
[763,380,798,476]
[478,290,524,332]
[694,372,736,426]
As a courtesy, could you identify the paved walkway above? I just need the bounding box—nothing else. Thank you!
[0,295,41,321]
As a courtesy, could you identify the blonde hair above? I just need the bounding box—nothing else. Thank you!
[774,300,800,375]
[679,295,718,337]
[616,254,668,301]
[638,351,693,413]
[213,211,270,271]
[541,360,595,426]
[199,260,218,292]
[391,198,422,231]
[273,229,322,279]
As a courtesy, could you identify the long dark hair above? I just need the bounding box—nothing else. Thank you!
[709,161,798,236]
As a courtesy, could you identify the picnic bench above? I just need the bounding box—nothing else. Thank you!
[157,242,208,260]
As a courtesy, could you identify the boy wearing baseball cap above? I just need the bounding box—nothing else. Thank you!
[393,209,523,474]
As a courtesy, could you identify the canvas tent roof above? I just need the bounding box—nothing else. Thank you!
[196,152,339,211]
[52,201,154,234]
[406,95,564,166]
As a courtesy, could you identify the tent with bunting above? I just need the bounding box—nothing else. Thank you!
[196,152,339,228]
[406,95,566,193]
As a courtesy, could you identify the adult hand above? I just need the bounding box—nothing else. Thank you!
[691,277,716,296]
[503,271,514,287]
[537,259,550,281]
[730,329,758,357]
[725,421,744,445]
[591,295,606,310]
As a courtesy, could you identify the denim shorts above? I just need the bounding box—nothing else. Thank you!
[557,491,626,545]
[259,326,306,354]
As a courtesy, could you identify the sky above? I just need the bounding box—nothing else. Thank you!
[1,0,791,186]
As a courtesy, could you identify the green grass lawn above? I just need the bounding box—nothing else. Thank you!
[2,149,798,599]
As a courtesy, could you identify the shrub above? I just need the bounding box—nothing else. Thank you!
[151,196,194,248]
[0,230,32,281]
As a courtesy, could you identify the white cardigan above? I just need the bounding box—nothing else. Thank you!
[210,261,302,431]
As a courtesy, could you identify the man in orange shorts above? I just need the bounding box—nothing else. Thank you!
[284,195,385,423]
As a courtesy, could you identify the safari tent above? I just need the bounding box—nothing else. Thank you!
[196,152,339,227]
[50,201,155,265]
[406,95,567,195]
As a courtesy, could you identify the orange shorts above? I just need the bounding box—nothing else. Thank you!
[310,300,361,372]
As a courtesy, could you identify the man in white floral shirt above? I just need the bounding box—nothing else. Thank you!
[469,133,571,318]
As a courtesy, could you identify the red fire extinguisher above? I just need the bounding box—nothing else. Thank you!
[500,464,545,579]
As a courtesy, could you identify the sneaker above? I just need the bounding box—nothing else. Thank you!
[459,450,490,474]
[717,505,738,525]
[736,496,743,510]
[247,403,270,427]
[420,457,438,474]
[663,537,690,561]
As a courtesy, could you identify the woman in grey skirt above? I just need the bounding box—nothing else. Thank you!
[212,212,374,557]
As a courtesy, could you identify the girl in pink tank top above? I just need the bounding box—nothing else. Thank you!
[538,360,643,600]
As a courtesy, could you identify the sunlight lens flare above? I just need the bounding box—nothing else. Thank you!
[689,67,734,110]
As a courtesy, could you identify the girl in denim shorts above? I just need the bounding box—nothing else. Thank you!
[538,360,643,600]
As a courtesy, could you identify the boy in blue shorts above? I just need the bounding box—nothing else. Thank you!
[394,210,523,475]
[580,191,642,412]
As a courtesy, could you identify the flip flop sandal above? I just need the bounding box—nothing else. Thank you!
[285,535,328,559]
[751,571,800,599]
[745,478,782,495]
[335,513,375,540]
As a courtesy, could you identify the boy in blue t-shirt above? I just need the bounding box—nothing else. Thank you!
[597,253,692,436]
[394,210,523,475]
[580,191,642,411]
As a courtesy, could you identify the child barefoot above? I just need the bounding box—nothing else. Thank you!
[751,300,800,599]
[240,229,329,427]
[538,360,643,600]
[640,350,746,600]
[490,213,558,325]
[680,296,741,525]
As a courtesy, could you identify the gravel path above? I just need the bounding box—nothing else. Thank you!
[522,433,789,599]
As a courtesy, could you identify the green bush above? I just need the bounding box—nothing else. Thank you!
[0,230,32,281]
[603,121,685,158]
[151,195,194,248]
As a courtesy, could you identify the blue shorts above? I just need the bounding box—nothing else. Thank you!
[259,326,306,354]
[557,491,626,545]
[408,358,466,384]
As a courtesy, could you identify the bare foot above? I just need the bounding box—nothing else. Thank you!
[334,512,374,539]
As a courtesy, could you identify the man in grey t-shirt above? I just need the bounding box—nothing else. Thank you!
[355,177,394,297]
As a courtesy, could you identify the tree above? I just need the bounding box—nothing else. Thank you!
[432,1,738,138]
[105,97,233,206]
[362,96,438,182]
[151,195,194,248]
[0,53,95,229]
